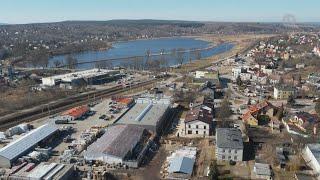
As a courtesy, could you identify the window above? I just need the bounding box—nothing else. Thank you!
[204,131,206,134]
[228,156,231,160]
[234,156,237,160]
[222,155,225,160]
[196,131,198,134]
[234,150,237,153]
[222,149,225,152]
[188,125,191,128]
[204,126,206,129]
[196,125,198,129]
[229,149,231,153]
[188,130,192,134]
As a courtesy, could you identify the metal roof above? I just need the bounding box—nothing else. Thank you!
[116,97,170,127]
[84,124,148,160]
[168,156,195,175]
[216,128,243,149]
[43,69,118,82]
[0,124,58,161]
[306,144,320,165]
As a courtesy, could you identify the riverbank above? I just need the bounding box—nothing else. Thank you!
[172,34,276,73]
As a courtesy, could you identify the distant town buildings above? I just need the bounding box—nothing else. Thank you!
[215,128,243,162]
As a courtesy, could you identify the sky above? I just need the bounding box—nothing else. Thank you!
[1,0,320,24]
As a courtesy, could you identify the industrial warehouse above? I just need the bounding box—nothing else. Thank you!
[7,162,74,180]
[84,124,154,168]
[0,124,58,168]
[115,95,172,134]
[41,68,122,88]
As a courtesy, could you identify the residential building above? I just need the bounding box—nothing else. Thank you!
[274,85,295,100]
[282,112,319,137]
[232,67,247,79]
[184,106,213,137]
[242,101,278,127]
[216,128,243,161]
[307,73,320,88]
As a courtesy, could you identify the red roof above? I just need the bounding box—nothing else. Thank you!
[185,106,213,124]
[62,105,89,119]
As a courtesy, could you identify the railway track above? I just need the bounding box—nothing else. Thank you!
[0,78,159,130]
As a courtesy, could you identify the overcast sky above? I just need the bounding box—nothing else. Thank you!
[1,0,319,24]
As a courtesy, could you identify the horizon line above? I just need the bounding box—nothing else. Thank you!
[1,19,320,26]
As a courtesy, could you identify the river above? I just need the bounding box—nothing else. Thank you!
[48,37,234,69]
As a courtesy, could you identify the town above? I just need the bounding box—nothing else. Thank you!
[0,31,320,180]
[1,1,320,180]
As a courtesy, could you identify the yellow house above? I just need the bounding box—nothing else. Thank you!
[243,112,258,126]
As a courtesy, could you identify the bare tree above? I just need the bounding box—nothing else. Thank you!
[159,49,167,71]
[145,49,152,70]
[65,55,78,69]
[95,61,108,69]
[53,60,62,68]
[177,48,185,66]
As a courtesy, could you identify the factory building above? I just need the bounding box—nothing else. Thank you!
[41,69,122,88]
[115,96,172,134]
[0,124,58,168]
[84,124,153,168]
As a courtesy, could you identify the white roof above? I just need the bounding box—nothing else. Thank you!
[0,124,58,161]
[43,69,117,82]
[254,163,271,176]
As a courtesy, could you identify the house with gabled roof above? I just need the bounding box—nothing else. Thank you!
[282,112,319,137]
[242,101,278,127]
[184,105,213,137]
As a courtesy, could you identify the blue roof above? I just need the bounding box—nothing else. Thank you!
[168,157,195,175]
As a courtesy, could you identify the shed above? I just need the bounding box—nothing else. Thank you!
[168,156,195,175]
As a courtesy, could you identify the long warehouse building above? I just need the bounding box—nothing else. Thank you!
[84,124,153,168]
[0,124,58,168]
[115,96,172,134]
[42,68,122,87]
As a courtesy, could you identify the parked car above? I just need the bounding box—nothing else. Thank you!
[99,115,107,119]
